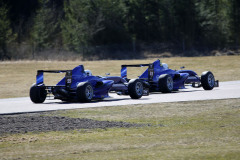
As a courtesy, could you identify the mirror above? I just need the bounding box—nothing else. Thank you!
[180,66,185,69]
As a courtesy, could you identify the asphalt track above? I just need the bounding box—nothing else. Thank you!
[0,81,239,115]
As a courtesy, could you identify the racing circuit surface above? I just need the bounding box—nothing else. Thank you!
[0,81,240,115]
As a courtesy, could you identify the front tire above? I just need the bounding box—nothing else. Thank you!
[201,71,215,90]
[128,79,143,99]
[30,84,47,103]
[158,74,173,93]
[76,82,93,102]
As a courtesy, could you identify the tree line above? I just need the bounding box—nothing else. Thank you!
[0,0,240,60]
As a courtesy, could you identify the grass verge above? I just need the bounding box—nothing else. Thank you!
[0,99,239,159]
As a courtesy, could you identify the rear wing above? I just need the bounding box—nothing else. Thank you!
[36,65,85,89]
[36,70,72,88]
[121,63,154,81]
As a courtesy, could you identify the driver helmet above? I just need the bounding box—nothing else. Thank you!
[162,63,168,69]
[85,70,92,76]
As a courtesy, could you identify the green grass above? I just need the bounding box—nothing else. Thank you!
[0,99,239,159]
[0,55,239,98]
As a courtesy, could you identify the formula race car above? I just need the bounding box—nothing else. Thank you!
[121,59,219,93]
[30,65,149,103]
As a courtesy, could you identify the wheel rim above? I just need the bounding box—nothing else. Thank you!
[85,85,93,100]
[167,77,173,90]
[208,74,215,88]
[135,82,143,96]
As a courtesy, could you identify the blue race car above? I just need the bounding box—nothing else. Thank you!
[30,65,149,103]
[121,59,219,93]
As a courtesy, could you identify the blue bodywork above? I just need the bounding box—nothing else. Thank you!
[121,59,201,91]
[35,64,144,101]
[36,65,114,100]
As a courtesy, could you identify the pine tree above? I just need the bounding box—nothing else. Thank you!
[195,0,231,48]
[61,0,102,52]
[0,4,14,60]
[31,0,62,51]
[61,0,128,54]
[230,0,240,48]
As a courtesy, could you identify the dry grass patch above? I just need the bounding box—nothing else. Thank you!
[0,99,240,159]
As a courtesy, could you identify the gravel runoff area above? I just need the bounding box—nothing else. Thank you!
[0,114,146,135]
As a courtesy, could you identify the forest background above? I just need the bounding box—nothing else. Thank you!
[0,0,240,60]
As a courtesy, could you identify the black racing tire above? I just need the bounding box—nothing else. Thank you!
[201,71,215,90]
[76,82,93,102]
[30,83,47,103]
[158,74,173,93]
[128,79,143,99]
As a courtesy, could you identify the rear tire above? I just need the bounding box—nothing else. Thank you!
[201,71,215,90]
[128,79,143,99]
[30,83,47,103]
[158,74,173,93]
[76,82,93,102]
